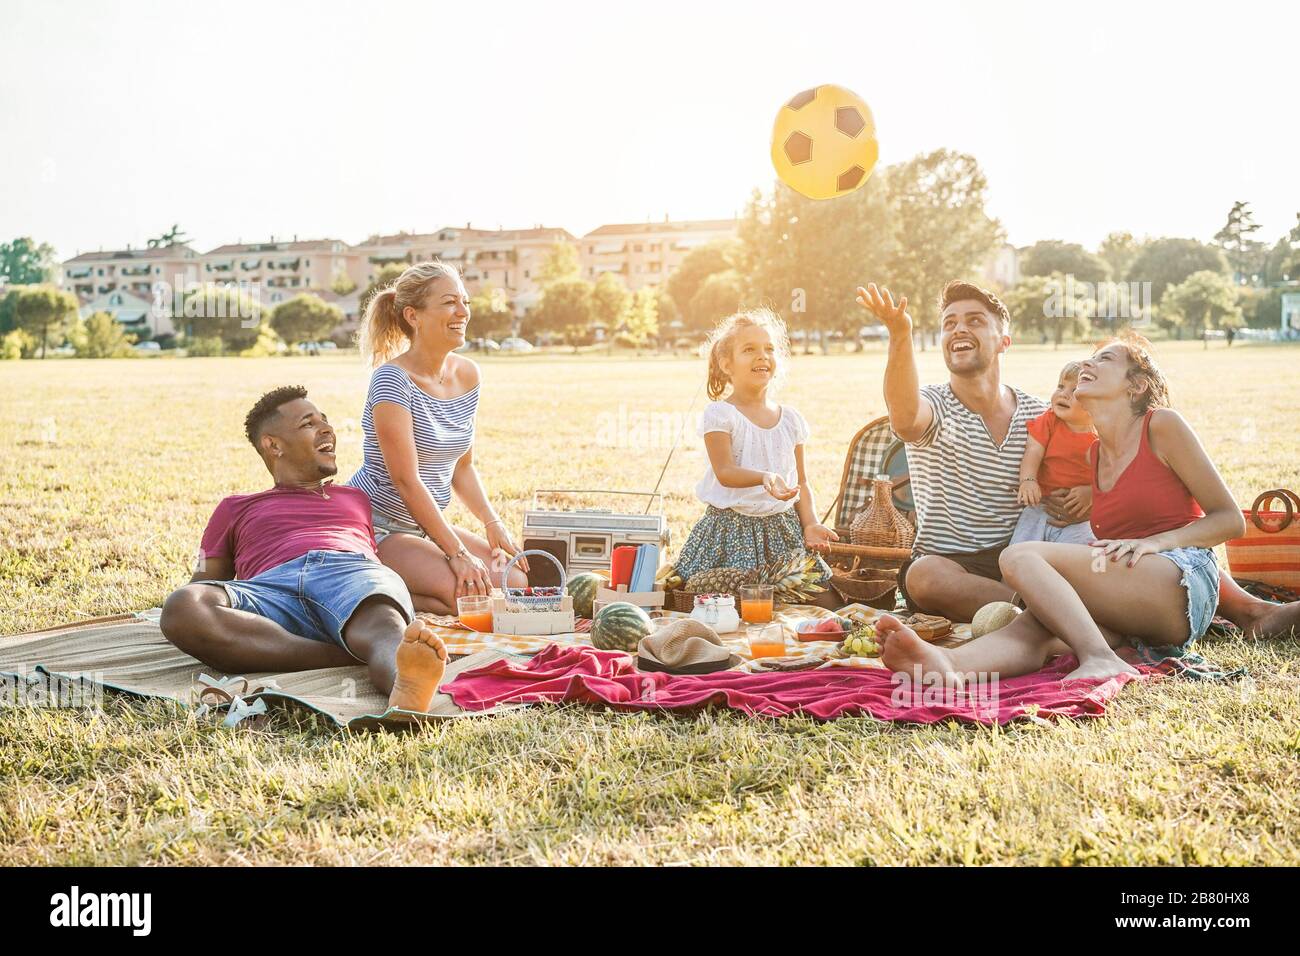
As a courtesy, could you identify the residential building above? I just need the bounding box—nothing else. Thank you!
[61,244,201,301]
[579,218,739,291]
[201,238,354,296]
[349,225,577,314]
[77,287,176,339]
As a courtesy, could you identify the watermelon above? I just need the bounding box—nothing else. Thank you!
[566,572,605,620]
[590,602,654,652]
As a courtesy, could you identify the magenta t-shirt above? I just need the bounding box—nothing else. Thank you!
[199,484,380,580]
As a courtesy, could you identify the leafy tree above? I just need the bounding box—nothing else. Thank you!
[591,272,631,331]
[537,242,582,285]
[1125,238,1227,303]
[359,262,406,315]
[9,285,78,358]
[666,240,742,329]
[1,329,36,360]
[271,293,344,347]
[884,150,1003,342]
[0,238,57,285]
[147,224,188,249]
[653,288,680,333]
[1002,273,1091,347]
[330,271,358,295]
[1019,240,1110,283]
[531,276,594,344]
[739,177,894,344]
[1160,270,1243,337]
[620,286,659,346]
[1213,201,1266,284]
[69,311,136,358]
[1098,231,1141,280]
[181,283,266,351]
[469,285,514,339]
[689,270,745,333]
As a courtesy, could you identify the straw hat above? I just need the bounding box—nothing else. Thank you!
[637,618,740,674]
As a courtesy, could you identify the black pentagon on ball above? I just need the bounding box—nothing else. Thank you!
[837,165,866,191]
[835,106,865,138]
[783,131,813,165]
[786,88,817,110]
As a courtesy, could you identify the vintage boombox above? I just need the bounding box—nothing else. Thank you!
[522,489,670,587]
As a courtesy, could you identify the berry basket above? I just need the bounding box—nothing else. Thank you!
[491,550,576,635]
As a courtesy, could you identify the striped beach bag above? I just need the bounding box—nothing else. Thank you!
[1226,489,1300,590]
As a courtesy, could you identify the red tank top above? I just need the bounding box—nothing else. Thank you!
[1090,410,1204,540]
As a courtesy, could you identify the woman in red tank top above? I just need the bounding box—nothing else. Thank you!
[877,333,1248,686]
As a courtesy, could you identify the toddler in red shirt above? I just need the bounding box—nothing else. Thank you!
[1011,361,1096,546]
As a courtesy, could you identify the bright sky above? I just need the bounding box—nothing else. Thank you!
[3,0,1296,260]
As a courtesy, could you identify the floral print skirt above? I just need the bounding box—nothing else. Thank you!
[674,505,831,582]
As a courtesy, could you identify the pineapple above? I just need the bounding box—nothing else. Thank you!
[682,550,829,604]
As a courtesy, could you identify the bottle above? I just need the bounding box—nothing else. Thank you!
[851,474,915,549]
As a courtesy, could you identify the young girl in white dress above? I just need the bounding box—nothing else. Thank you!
[674,308,838,583]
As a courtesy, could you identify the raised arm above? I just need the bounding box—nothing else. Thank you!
[856,283,933,442]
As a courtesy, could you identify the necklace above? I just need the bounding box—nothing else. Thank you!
[278,481,331,500]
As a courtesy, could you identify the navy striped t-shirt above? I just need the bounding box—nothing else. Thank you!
[348,363,478,524]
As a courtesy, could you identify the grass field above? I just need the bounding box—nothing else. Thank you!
[3,342,1300,865]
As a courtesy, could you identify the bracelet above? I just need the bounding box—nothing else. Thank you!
[445,545,471,562]
[1019,477,1039,485]
[486,519,504,529]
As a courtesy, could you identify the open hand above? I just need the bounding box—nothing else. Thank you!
[803,522,840,552]
[856,283,912,337]
[762,473,800,501]
[486,521,528,573]
[450,551,492,597]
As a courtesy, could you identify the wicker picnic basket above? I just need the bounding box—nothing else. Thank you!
[828,566,898,610]
[821,417,915,574]
[850,474,915,550]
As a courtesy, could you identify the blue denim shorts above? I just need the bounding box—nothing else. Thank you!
[1156,546,1220,646]
[207,550,414,659]
[371,508,426,543]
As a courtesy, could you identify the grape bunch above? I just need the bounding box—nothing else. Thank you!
[841,622,880,657]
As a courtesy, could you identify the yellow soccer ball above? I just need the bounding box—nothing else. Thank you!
[770,84,879,201]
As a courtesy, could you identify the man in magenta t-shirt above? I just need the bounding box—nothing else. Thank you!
[160,386,449,713]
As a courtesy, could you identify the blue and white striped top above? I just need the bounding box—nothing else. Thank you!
[348,363,479,523]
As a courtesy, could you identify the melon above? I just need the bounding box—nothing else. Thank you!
[971,601,1021,638]
[590,602,654,652]
[566,572,605,620]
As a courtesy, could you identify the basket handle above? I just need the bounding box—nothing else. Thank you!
[502,549,566,592]
[1249,489,1300,534]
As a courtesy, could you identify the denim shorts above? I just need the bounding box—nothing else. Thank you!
[371,508,426,543]
[1156,546,1220,646]
[206,550,414,659]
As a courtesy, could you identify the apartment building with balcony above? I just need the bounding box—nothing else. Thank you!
[349,225,577,313]
[579,218,739,291]
[61,244,202,301]
[201,238,354,306]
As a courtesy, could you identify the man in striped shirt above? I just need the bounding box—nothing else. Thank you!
[857,280,1090,622]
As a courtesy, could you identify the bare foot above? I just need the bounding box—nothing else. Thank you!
[389,620,449,712]
[877,614,965,691]
[1240,601,1300,641]
[1063,654,1139,683]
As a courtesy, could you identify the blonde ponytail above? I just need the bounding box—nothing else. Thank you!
[358,260,462,366]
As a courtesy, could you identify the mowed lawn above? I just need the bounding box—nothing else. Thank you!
[2,342,1299,865]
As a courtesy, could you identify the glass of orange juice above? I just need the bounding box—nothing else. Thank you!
[457,595,494,633]
[747,622,787,659]
[740,584,774,624]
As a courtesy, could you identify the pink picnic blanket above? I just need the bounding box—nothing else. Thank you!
[442,644,1164,724]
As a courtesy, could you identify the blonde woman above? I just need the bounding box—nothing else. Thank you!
[349,261,527,615]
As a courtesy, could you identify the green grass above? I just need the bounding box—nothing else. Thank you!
[3,343,1300,865]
